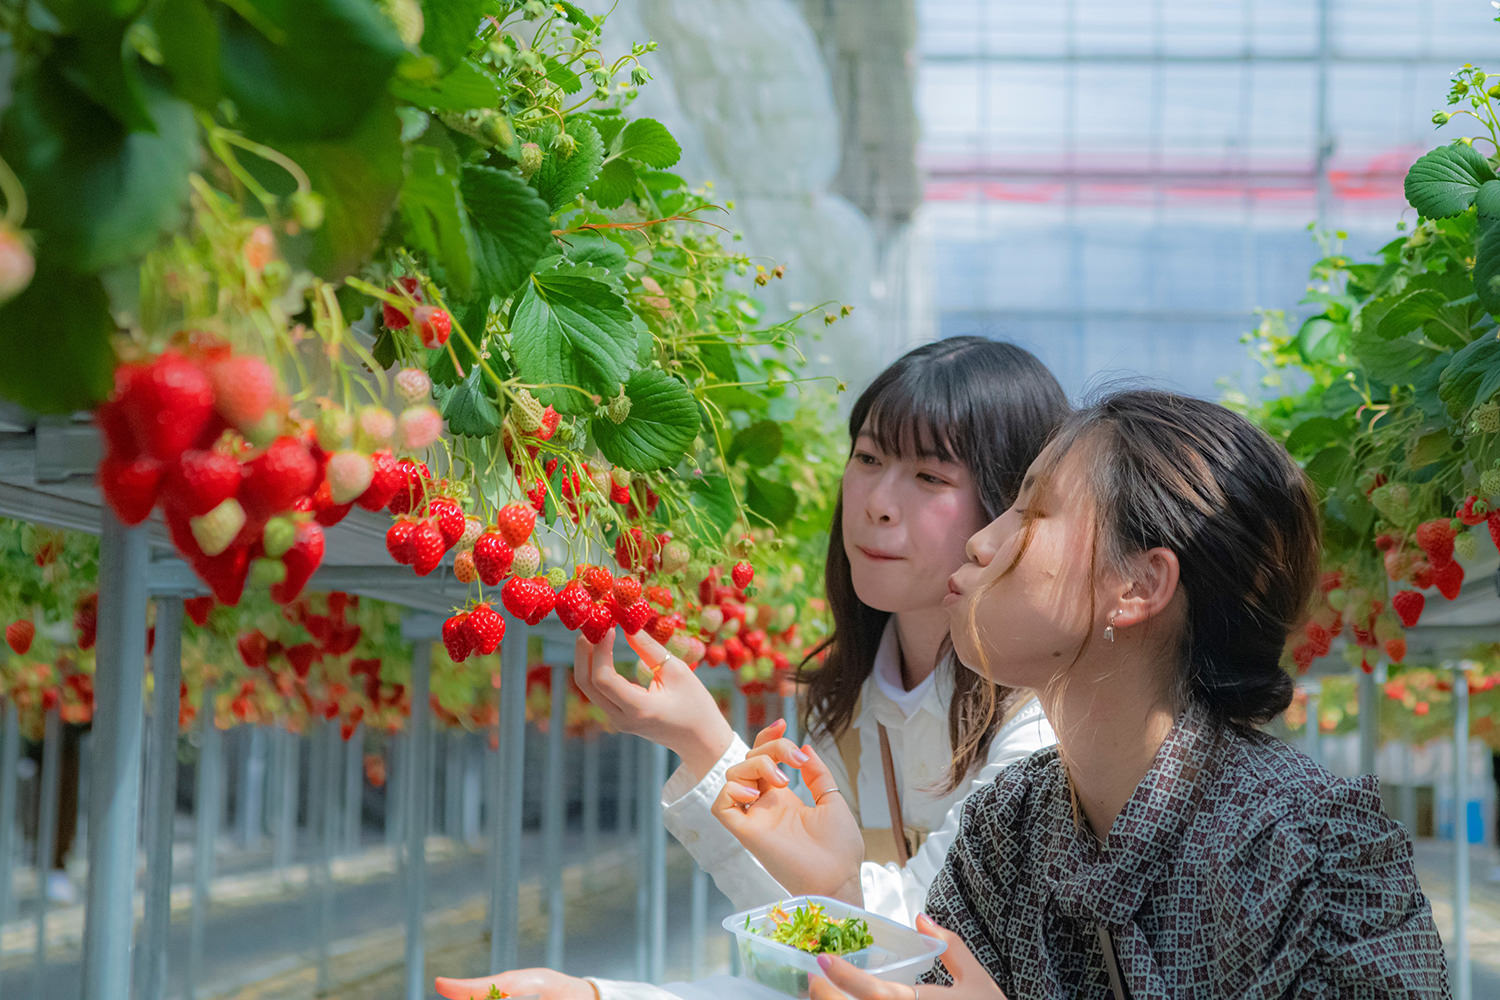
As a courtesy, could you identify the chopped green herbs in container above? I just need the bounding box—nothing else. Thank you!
[754,901,873,956]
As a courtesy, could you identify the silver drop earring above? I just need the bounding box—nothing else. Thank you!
[1104,611,1118,643]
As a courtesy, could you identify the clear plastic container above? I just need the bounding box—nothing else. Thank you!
[722,896,946,999]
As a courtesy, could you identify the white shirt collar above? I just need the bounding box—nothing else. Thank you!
[869,617,946,723]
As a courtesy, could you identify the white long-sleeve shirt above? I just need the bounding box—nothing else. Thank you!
[590,622,1053,1000]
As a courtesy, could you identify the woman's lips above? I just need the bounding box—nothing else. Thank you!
[856,546,901,561]
[943,574,964,605]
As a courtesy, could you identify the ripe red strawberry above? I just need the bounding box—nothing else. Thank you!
[467,603,506,655]
[1384,637,1407,663]
[5,620,34,655]
[411,306,451,348]
[732,561,755,590]
[526,477,547,513]
[408,519,445,576]
[386,460,431,516]
[206,355,276,432]
[382,276,422,329]
[473,533,514,586]
[386,519,416,564]
[309,479,353,527]
[555,582,592,631]
[184,596,215,626]
[357,450,403,511]
[613,576,642,607]
[1392,589,1424,627]
[241,437,317,519]
[613,598,652,635]
[501,575,538,621]
[614,527,657,572]
[581,565,614,600]
[534,406,560,441]
[580,601,614,644]
[1433,558,1464,601]
[1457,495,1489,526]
[453,550,477,584]
[610,482,631,505]
[704,644,726,666]
[1489,510,1500,552]
[443,614,474,662]
[644,586,673,610]
[647,612,681,644]
[74,593,98,650]
[270,520,326,605]
[286,642,318,678]
[429,498,465,550]
[195,543,251,605]
[100,454,164,525]
[237,631,269,668]
[495,504,536,547]
[1414,518,1455,568]
[120,352,215,461]
[166,449,241,516]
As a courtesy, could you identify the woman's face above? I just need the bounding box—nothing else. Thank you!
[840,425,988,615]
[944,445,1112,689]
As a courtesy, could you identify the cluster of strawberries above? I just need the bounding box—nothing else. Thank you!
[95,342,328,605]
[229,592,397,738]
[1289,492,1500,673]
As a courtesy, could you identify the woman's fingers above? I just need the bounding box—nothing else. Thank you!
[724,754,790,789]
[745,736,811,768]
[814,954,904,1000]
[622,627,671,667]
[917,913,985,986]
[434,974,506,1000]
[794,742,841,804]
[750,718,788,748]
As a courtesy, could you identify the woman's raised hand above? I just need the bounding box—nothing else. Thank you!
[572,627,735,782]
[434,968,595,1000]
[809,915,1009,1000]
[711,719,865,902]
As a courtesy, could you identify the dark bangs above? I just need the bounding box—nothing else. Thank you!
[847,337,1072,519]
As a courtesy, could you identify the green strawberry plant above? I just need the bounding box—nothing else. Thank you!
[1238,57,1500,734]
[0,1,850,686]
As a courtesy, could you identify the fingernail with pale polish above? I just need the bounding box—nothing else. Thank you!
[790,748,809,764]
[816,955,833,971]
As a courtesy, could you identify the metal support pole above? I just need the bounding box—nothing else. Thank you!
[544,657,567,969]
[690,865,708,980]
[387,731,405,850]
[239,726,266,848]
[345,724,364,853]
[1302,682,1320,765]
[782,691,799,789]
[34,709,61,999]
[186,684,221,1000]
[731,684,747,744]
[80,515,149,1000]
[462,736,481,845]
[1454,666,1471,1000]
[0,700,20,926]
[318,722,339,995]
[445,730,463,838]
[138,595,184,1000]
[1357,667,1377,777]
[635,739,650,980]
[273,729,299,880]
[582,734,600,872]
[490,623,528,972]
[648,742,668,983]
[405,639,433,1000]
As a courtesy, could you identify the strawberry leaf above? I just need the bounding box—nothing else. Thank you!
[530,119,604,210]
[461,164,552,295]
[437,365,502,438]
[615,118,681,169]
[418,0,488,71]
[0,262,115,413]
[400,139,479,297]
[745,471,797,528]
[1404,143,1496,220]
[510,272,636,414]
[590,368,700,471]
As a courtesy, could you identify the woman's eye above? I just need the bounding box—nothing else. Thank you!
[852,452,879,466]
[918,472,949,485]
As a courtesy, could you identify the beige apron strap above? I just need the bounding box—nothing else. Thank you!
[877,723,910,867]
[1096,925,1130,1000]
[833,695,863,816]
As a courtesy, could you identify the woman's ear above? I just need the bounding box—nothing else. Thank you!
[1110,547,1180,630]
